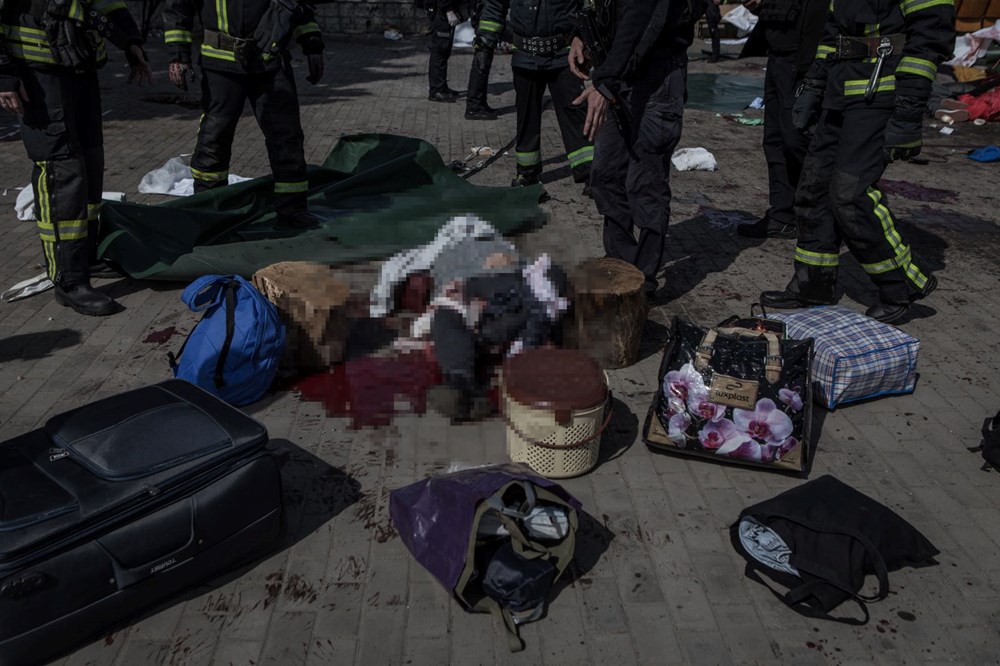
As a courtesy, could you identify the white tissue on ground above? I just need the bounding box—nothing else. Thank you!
[138,156,252,196]
[671,147,718,172]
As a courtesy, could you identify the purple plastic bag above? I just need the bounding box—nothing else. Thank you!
[389,463,582,602]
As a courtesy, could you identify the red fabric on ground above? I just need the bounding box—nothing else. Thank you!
[959,88,1000,122]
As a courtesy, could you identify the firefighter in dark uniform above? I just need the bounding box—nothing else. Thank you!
[426,0,462,102]
[571,0,696,296]
[164,0,325,228]
[479,0,593,189]
[737,0,828,239]
[0,0,151,316]
[465,0,499,118]
[760,0,952,323]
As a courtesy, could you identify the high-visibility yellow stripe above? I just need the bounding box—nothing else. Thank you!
[866,187,929,289]
[795,247,840,267]
[164,29,193,44]
[191,166,229,182]
[274,181,308,194]
[4,25,47,38]
[216,0,229,34]
[87,203,102,221]
[293,22,320,38]
[516,151,541,166]
[864,23,879,36]
[201,44,236,62]
[816,44,835,60]
[94,0,127,12]
[861,247,911,274]
[479,19,503,33]
[6,42,57,64]
[568,146,594,168]
[844,75,895,96]
[897,56,937,81]
[900,0,953,14]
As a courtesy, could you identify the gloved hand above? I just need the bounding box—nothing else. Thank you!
[306,53,324,84]
[475,33,497,50]
[791,78,825,132]
[883,98,924,162]
[168,59,195,91]
[446,10,461,26]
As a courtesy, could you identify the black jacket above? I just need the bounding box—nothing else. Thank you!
[163,0,323,72]
[740,0,829,76]
[591,0,696,93]
[479,0,581,70]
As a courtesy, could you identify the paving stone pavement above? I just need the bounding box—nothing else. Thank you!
[2,38,1000,665]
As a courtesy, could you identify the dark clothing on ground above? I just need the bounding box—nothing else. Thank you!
[192,63,308,219]
[513,66,594,181]
[592,55,687,293]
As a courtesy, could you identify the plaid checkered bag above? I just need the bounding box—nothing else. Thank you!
[767,307,919,409]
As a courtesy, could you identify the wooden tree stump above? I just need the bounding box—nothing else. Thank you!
[252,262,350,371]
[563,257,648,369]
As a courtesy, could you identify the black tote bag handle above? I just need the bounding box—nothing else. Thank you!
[744,562,871,626]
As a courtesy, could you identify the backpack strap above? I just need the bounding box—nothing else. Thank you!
[213,280,240,389]
[743,561,871,626]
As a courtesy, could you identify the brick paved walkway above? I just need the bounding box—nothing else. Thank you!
[1,38,1000,665]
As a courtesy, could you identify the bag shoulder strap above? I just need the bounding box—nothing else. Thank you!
[744,561,871,626]
[213,280,240,389]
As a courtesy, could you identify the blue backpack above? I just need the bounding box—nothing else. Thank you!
[169,275,285,406]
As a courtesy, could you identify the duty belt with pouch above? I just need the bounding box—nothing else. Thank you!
[836,34,905,102]
[204,28,262,68]
[512,33,568,57]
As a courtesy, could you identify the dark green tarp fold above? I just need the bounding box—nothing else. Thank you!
[99,134,546,280]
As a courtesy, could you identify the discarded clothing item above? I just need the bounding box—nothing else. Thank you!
[170,276,285,406]
[747,96,765,110]
[671,147,718,171]
[1,272,53,303]
[768,306,919,409]
[949,24,1000,67]
[643,316,813,473]
[15,187,126,221]
[969,144,1000,162]
[371,215,509,317]
[390,465,580,651]
[970,411,1000,472]
[100,135,544,281]
[732,475,939,624]
[483,542,557,614]
[960,87,1000,122]
[138,156,251,196]
[952,65,988,83]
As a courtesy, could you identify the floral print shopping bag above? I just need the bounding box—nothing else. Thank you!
[643,317,814,474]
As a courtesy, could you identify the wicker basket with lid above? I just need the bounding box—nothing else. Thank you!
[501,348,611,478]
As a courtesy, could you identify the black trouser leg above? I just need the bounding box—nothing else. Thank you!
[427,9,454,95]
[76,72,105,264]
[466,45,495,112]
[192,68,246,192]
[790,109,842,303]
[250,60,309,219]
[513,66,544,178]
[591,104,633,264]
[431,307,476,390]
[829,107,932,304]
[763,52,808,226]
[706,1,722,58]
[19,68,91,286]
[549,67,593,182]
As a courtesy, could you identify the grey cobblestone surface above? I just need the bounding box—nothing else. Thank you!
[1,37,1000,664]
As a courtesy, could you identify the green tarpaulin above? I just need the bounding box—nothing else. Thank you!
[99,134,546,280]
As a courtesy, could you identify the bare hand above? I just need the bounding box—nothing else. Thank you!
[169,61,193,90]
[568,37,590,80]
[0,82,29,115]
[128,45,153,85]
[572,86,609,141]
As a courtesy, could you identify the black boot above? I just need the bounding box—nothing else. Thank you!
[865,301,909,324]
[54,282,122,316]
[53,239,122,316]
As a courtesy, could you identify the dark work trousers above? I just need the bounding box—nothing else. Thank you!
[427,8,455,94]
[512,65,593,182]
[19,67,103,286]
[466,45,495,112]
[192,61,308,220]
[762,51,810,226]
[591,56,687,293]
[789,107,934,306]
[705,0,722,59]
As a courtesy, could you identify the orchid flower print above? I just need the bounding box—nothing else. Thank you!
[658,363,803,465]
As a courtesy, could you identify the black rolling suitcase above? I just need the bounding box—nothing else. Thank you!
[0,380,284,666]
